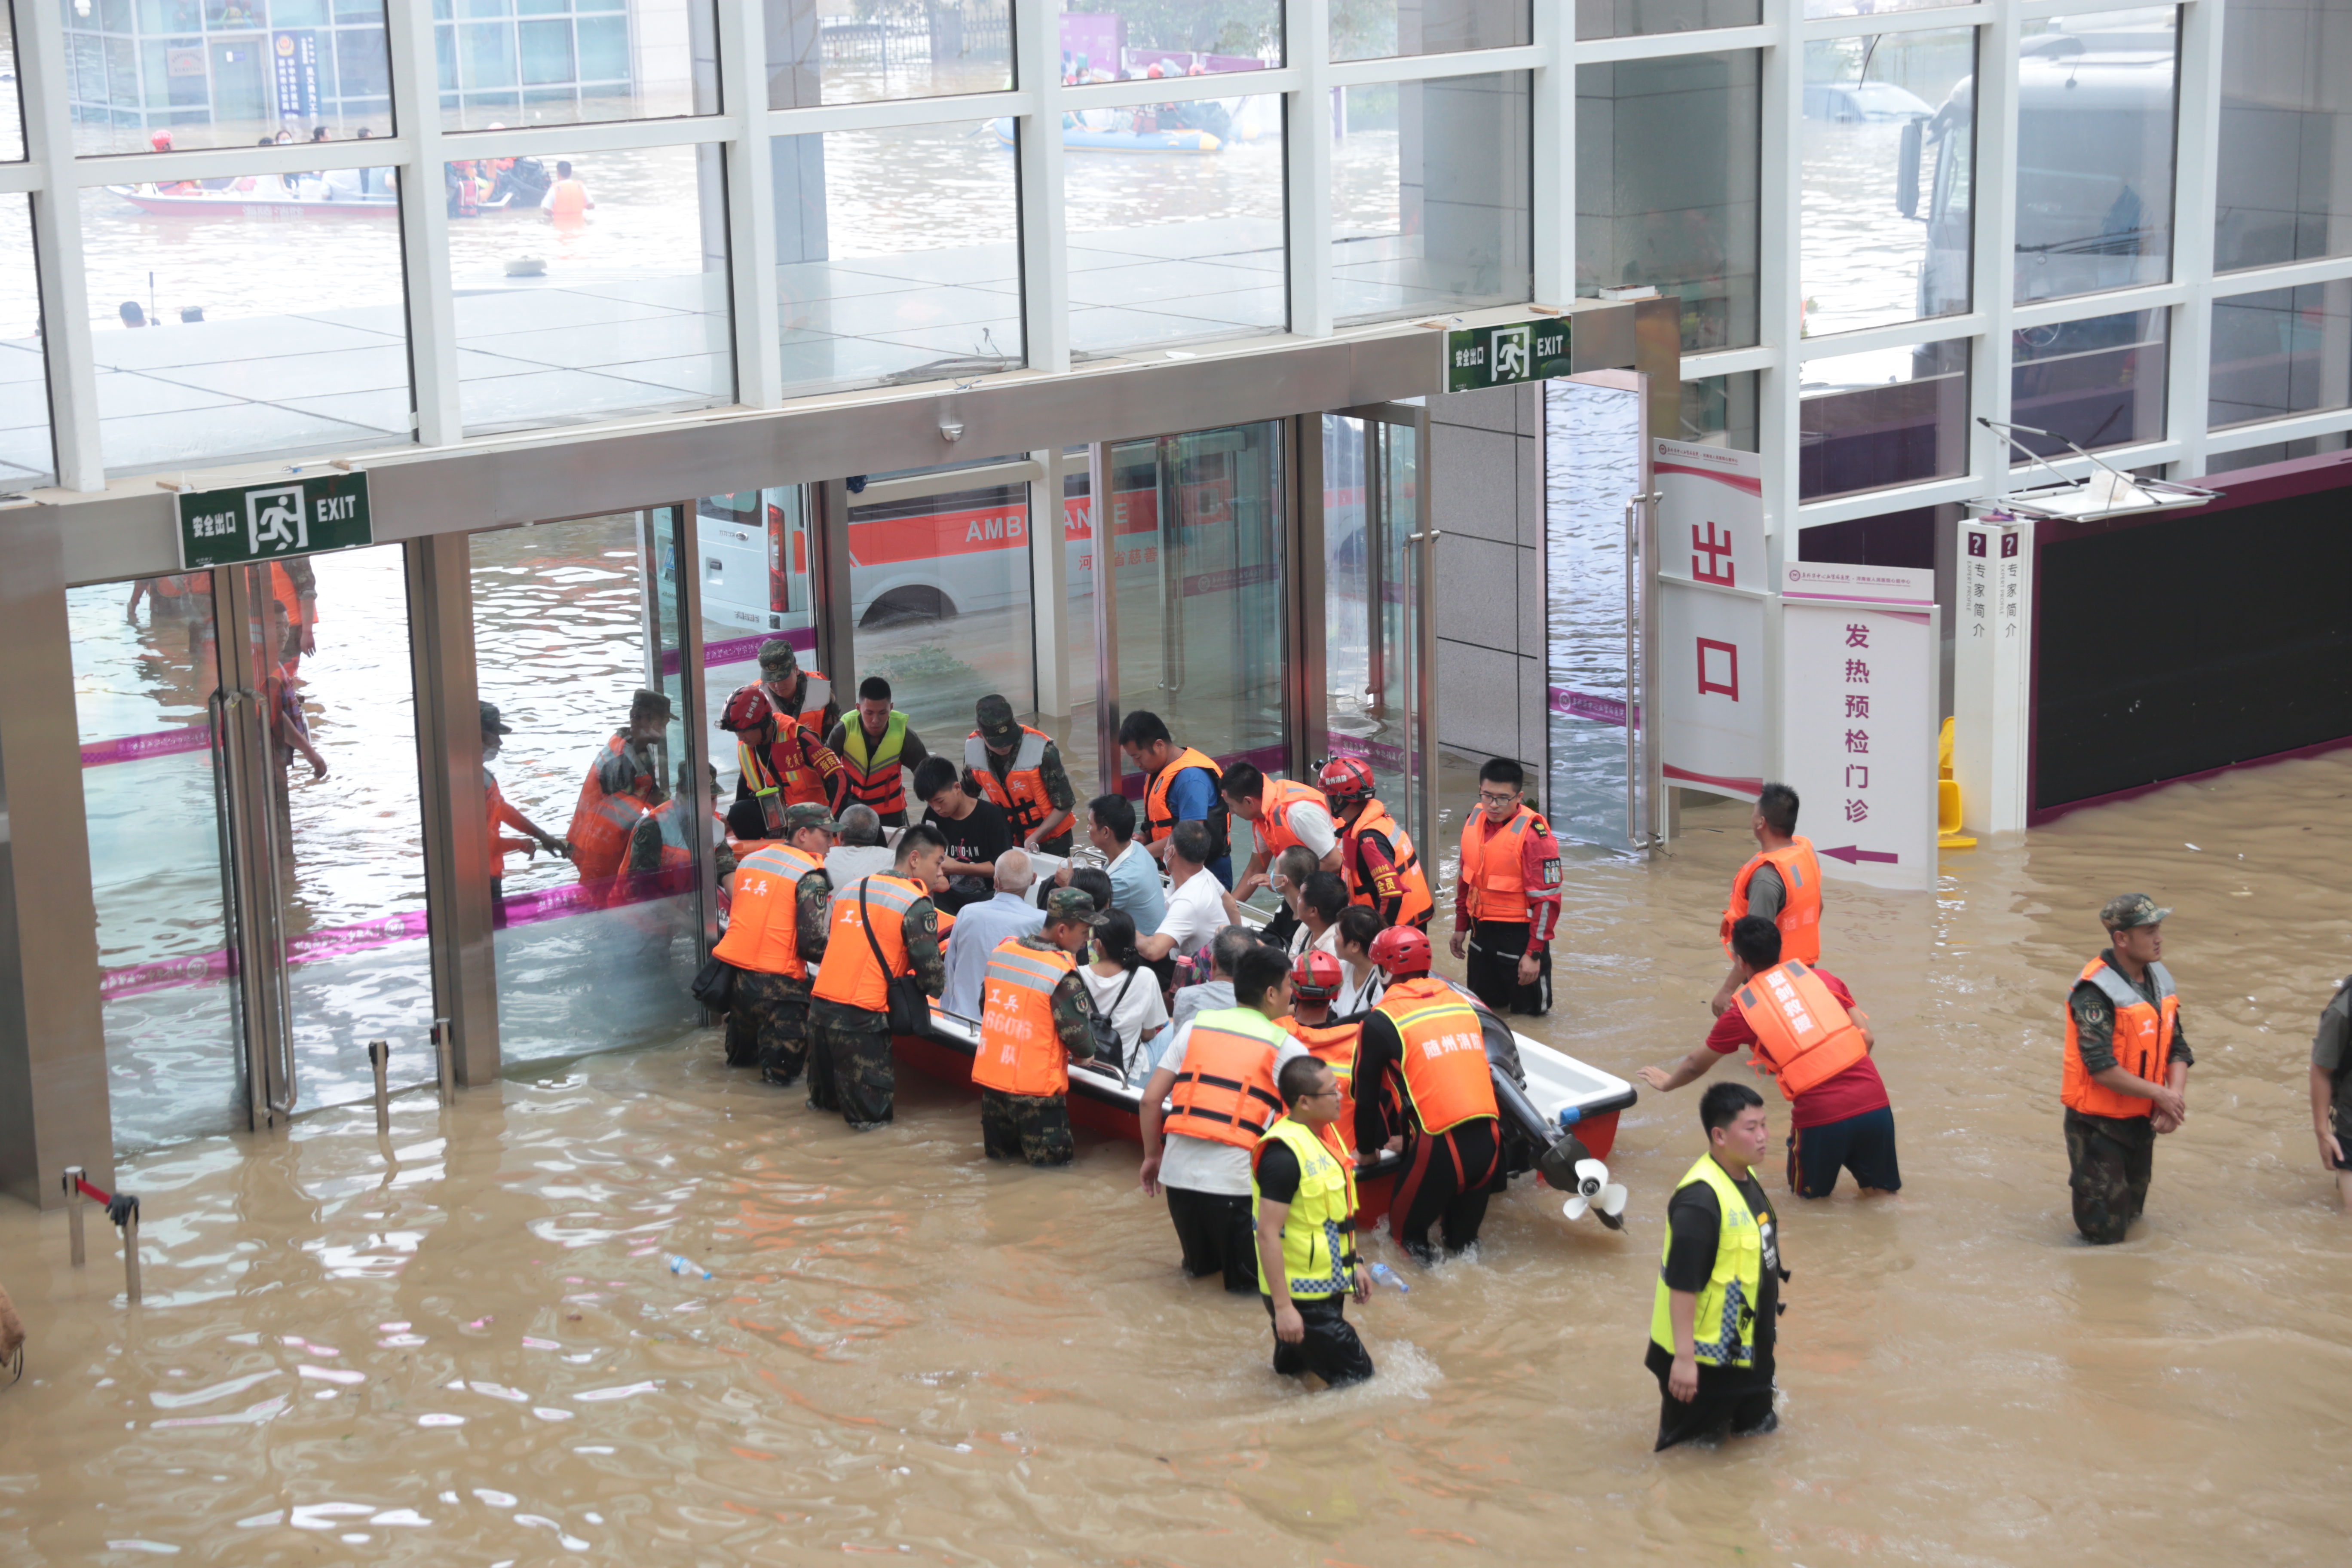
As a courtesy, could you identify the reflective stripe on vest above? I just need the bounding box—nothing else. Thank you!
[966,727,1056,836]
[839,711,909,815]
[974,938,1078,1097]
[1731,960,1870,1101]
[1458,806,1544,925]
[811,873,922,1013]
[1253,1116,1360,1300]
[1165,1014,1287,1150]
[1721,839,1824,964]
[1648,1154,1765,1368]
[1255,778,1331,859]
[1375,978,1500,1135]
[2062,957,2178,1119]
[1344,800,1433,928]
[713,843,821,977]
[1142,747,1229,860]
[1275,1014,1361,1157]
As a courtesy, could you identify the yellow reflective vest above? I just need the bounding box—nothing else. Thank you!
[1648,1154,1766,1369]
[1252,1117,1359,1301]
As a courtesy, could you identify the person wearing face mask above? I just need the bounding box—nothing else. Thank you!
[478,701,567,923]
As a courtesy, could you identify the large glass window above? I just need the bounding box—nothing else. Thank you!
[2211,284,2352,429]
[1678,370,1759,450]
[1577,51,1761,351]
[1322,413,1421,813]
[443,0,717,131]
[2014,9,2179,305]
[2010,309,2167,456]
[1063,0,1280,77]
[450,143,732,435]
[2216,0,2352,271]
[1334,0,1528,61]
[66,1,394,156]
[1801,28,1974,338]
[765,0,1015,108]
[470,508,707,1066]
[1335,71,1531,325]
[0,196,52,490]
[774,120,1023,397]
[80,172,412,474]
[1798,339,1968,500]
[1065,96,1286,355]
[695,486,816,802]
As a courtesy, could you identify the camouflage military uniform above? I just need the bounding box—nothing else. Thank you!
[808,886,946,1130]
[973,694,1079,856]
[2064,940,2195,1245]
[979,928,1099,1167]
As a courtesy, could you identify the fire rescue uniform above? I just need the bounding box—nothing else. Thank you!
[973,927,1099,1166]
[567,732,662,885]
[2064,937,2191,1244]
[824,712,932,828]
[807,870,946,1128]
[712,836,832,1083]
[1646,1152,1784,1450]
[967,695,1077,854]
[1274,1010,1363,1159]
[1713,962,1897,1197]
[1142,745,1232,885]
[1455,803,1563,1016]
[1253,1115,1374,1387]
[1339,797,1433,930]
[1721,837,1825,966]
[1353,977,1503,1261]
[1155,1008,1309,1292]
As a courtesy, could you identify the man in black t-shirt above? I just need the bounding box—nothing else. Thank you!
[915,755,1011,914]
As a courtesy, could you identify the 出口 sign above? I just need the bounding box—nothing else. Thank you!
[176,472,373,570]
[1445,318,1572,393]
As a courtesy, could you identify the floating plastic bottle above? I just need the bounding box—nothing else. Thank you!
[667,1256,711,1280]
[1369,1262,1409,1293]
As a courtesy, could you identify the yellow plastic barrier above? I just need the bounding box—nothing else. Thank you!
[1938,716,1975,849]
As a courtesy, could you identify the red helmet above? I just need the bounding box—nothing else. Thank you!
[1317,756,1375,806]
[1290,949,1344,1003]
[718,681,774,735]
[1368,924,1431,976]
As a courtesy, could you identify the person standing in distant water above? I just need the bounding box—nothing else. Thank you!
[543,160,594,232]
[118,302,149,328]
[2309,969,2352,1210]
[2062,894,2192,1244]
[1712,782,1822,1017]
[479,701,566,924]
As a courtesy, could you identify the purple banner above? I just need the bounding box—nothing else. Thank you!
[81,726,212,768]
[1549,686,1639,727]
[659,625,816,678]
[1328,732,1409,771]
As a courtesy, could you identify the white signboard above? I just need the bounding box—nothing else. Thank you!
[1656,440,1768,801]
[1953,518,2033,835]
[1779,564,1938,891]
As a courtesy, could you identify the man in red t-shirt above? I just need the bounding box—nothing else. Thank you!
[1638,915,1899,1198]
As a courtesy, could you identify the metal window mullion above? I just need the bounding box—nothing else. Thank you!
[1286,0,1334,339]
[2207,404,2352,453]
[18,0,101,489]
[390,0,460,448]
[719,0,781,409]
[2010,282,2186,329]
[764,90,1036,137]
[1572,25,1778,65]
[1014,0,1069,375]
[1066,70,1304,108]
[1531,0,1572,305]
[1796,5,1995,43]
[1968,3,2021,493]
[1325,44,1546,86]
[2168,0,2223,479]
[1798,311,1991,361]
[2211,253,2352,297]
[1757,0,1801,564]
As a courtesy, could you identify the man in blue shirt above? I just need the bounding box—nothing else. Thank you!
[939,849,1047,1020]
[1056,793,1166,933]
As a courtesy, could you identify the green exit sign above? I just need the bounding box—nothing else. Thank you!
[1444,318,1573,394]
[175,472,373,570]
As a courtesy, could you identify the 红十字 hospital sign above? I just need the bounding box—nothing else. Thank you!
[175,472,373,570]
[1444,319,1572,393]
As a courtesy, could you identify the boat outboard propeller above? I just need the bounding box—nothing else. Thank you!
[1561,1158,1629,1230]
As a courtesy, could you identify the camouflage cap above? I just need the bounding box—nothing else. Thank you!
[1044,887,1098,922]
[629,687,674,723]
[781,802,838,835]
[756,638,799,676]
[478,699,512,735]
[975,693,1020,743]
[2099,892,2171,931]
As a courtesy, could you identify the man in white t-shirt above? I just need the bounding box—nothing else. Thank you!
[1138,820,1239,963]
[1138,944,1310,1292]
[1172,924,1258,1033]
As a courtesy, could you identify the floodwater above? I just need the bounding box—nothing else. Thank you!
[9,750,2352,1563]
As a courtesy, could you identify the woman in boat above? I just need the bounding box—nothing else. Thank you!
[1079,908,1170,1084]
[1332,904,1387,1017]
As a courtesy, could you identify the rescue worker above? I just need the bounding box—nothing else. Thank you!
[1450,757,1561,1017]
[566,688,670,886]
[1318,756,1433,929]
[1221,763,1341,899]
[1638,916,1899,1199]
[1253,1054,1375,1389]
[1711,783,1823,1017]
[1274,950,1362,1158]
[1354,925,1502,1263]
[480,701,565,923]
[973,888,1102,1166]
[1648,1081,1786,1451]
[719,640,845,834]
[2309,968,2352,1210]
[966,694,1077,855]
[710,802,838,1085]
[806,822,949,1129]
[541,158,594,231]
[1138,944,1309,1293]
[608,760,711,910]
[2063,894,2192,1245]
[1117,709,1232,886]
[823,675,932,827]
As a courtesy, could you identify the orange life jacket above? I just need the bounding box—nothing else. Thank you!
[1730,960,1871,1101]
[1721,839,1823,964]
[1458,805,1549,924]
[567,735,655,883]
[713,843,822,978]
[606,797,697,908]
[1254,778,1331,860]
[965,726,1060,839]
[1142,746,1228,859]
[1341,798,1433,928]
[547,178,589,223]
[810,872,925,1014]
[1275,1012,1361,1156]
[484,771,534,881]
[974,939,1081,1097]
[1164,1017,1287,1151]
[2062,957,2178,1119]
[1375,977,1500,1135]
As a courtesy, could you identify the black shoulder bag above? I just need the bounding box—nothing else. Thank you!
[859,879,933,1036]
[690,954,738,1012]
[1089,968,1135,1082]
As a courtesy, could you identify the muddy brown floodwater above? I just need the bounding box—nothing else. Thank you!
[7,753,2352,1565]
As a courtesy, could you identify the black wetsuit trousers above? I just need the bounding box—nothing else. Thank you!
[1388,1117,1502,1263]
[1264,1294,1375,1388]
[1166,1187,1259,1293]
